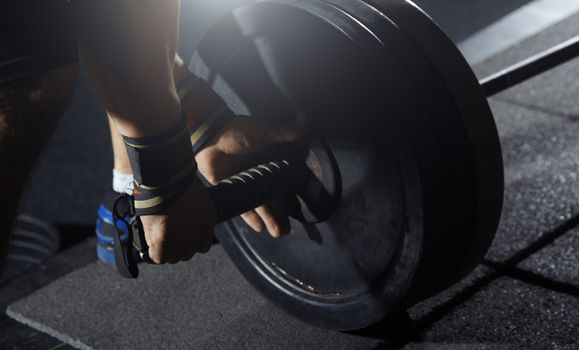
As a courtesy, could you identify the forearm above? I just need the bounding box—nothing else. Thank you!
[107,55,193,178]
[78,0,181,137]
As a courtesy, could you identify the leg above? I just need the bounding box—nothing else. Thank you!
[0,64,79,259]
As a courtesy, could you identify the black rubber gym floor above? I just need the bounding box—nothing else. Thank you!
[1,1,578,349]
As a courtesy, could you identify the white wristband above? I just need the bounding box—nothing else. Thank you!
[112,169,134,195]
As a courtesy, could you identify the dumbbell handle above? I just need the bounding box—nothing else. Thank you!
[208,160,310,223]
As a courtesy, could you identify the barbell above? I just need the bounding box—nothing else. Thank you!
[117,0,579,331]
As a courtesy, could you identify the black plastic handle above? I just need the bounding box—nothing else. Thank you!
[209,160,310,223]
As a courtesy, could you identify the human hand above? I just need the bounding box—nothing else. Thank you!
[139,176,216,264]
[195,113,306,238]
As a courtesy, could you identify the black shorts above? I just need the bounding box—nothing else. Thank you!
[0,0,79,86]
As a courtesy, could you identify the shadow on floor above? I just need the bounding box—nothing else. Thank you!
[346,213,579,349]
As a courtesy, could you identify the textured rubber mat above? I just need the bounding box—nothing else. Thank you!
[6,245,381,350]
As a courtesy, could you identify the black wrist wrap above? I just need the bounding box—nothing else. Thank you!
[123,113,197,216]
[189,98,234,154]
[177,73,235,154]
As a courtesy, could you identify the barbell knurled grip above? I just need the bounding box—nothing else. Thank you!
[208,160,309,223]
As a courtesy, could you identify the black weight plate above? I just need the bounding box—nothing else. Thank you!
[190,0,433,330]
[365,0,503,286]
[319,0,480,304]
[259,0,450,302]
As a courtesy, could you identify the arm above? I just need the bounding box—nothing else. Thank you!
[78,0,181,136]
[107,53,303,238]
[78,0,215,264]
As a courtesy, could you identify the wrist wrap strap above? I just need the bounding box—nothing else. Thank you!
[177,73,235,154]
[122,113,197,216]
[176,72,204,101]
[189,100,234,154]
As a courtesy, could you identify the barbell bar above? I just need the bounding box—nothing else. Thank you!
[481,35,579,97]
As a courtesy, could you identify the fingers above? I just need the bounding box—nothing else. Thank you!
[255,203,291,238]
[140,209,215,265]
[144,234,179,265]
[145,239,168,265]
[241,205,291,238]
[197,226,215,254]
[196,112,302,241]
[178,226,213,263]
[143,229,212,265]
[141,216,168,264]
[169,238,190,264]
[241,210,266,232]
[139,251,154,264]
